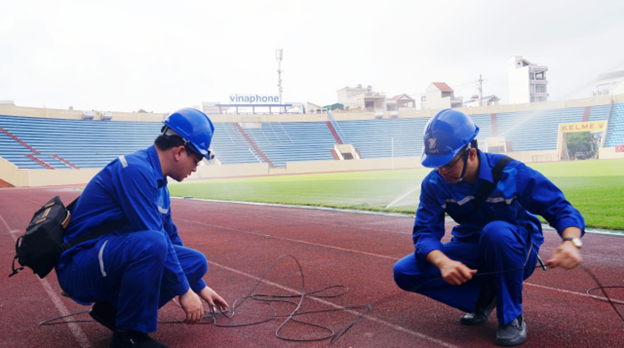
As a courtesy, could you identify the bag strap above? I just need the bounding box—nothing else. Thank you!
[9,236,25,277]
[471,156,513,212]
[56,220,126,254]
[66,196,79,213]
[455,156,514,223]
[57,195,126,254]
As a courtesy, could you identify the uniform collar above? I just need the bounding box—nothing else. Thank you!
[477,149,494,183]
[147,145,167,188]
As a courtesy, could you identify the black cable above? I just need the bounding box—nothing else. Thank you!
[41,254,370,344]
[39,257,623,343]
[581,265,624,322]
[400,263,624,325]
[39,310,91,326]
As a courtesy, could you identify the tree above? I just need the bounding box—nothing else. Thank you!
[565,132,594,159]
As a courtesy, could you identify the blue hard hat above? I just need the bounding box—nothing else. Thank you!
[163,108,215,160]
[421,109,479,168]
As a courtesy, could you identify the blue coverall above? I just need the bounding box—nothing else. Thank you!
[56,145,208,333]
[393,150,585,325]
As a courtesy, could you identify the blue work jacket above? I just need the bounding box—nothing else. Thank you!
[413,150,585,263]
[58,145,189,296]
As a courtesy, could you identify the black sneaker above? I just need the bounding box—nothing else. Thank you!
[496,315,527,346]
[89,301,117,331]
[110,330,168,348]
[460,283,496,325]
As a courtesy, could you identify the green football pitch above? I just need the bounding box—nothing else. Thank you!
[169,159,624,231]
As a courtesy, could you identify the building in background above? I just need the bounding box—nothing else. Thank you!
[386,94,416,111]
[593,70,624,96]
[337,85,386,111]
[464,94,500,107]
[421,82,463,110]
[508,55,549,104]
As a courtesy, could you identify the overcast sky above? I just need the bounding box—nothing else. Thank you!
[1,0,623,113]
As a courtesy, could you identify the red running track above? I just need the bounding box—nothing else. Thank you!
[1,186,623,347]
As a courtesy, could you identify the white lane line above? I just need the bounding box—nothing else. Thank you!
[181,219,398,260]
[180,197,624,236]
[524,282,587,297]
[1,212,92,348]
[0,213,11,232]
[189,219,619,304]
[38,278,92,348]
[209,259,459,348]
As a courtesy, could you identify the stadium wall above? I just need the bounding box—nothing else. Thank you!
[0,105,167,122]
[1,94,616,124]
[0,158,99,187]
[599,147,624,160]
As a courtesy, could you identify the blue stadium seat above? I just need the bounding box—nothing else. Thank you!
[604,102,624,147]
[0,103,618,170]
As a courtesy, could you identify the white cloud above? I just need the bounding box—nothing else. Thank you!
[1,0,623,112]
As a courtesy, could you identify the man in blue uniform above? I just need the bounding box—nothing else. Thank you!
[56,108,228,348]
[393,109,584,346]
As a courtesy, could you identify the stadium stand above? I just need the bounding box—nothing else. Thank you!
[589,104,610,121]
[468,113,494,141]
[0,115,269,169]
[336,118,429,159]
[211,123,263,165]
[497,106,593,152]
[244,122,336,167]
[0,115,159,169]
[604,102,624,147]
[0,102,619,172]
[0,129,46,169]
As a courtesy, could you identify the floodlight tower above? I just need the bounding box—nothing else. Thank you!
[276,49,283,107]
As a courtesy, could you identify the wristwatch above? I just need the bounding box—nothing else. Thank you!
[562,237,582,249]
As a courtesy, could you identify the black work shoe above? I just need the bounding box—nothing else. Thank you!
[110,330,168,348]
[496,315,527,346]
[89,301,117,331]
[460,283,496,325]
[460,296,496,325]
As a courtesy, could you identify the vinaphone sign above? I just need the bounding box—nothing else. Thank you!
[229,94,280,104]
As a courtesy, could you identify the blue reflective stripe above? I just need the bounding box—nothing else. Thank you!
[413,150,585,262]
[60,145,189,295]
[98,240,109,277]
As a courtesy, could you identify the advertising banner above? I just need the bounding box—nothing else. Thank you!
[559,120,606,133]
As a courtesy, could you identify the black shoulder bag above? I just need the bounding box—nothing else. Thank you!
[9,196,124,279]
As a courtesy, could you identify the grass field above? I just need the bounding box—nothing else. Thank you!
[169,159,624,231]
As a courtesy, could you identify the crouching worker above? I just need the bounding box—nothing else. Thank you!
[56,108,228,348]
[393,109,584,346]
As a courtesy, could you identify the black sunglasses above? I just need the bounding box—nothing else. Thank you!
[437,148,468,170]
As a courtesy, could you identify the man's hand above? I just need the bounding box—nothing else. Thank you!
[547,226,583,270]
[439,259,477,285]
[179,288,203,324]
[427,250,477,285]
[547,241,582,270]
[198,286,229,312]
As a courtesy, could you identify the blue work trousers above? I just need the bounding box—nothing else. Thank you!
[393,221,539,325]
[57,230,208,332]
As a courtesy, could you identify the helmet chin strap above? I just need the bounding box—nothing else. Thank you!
[455,145,472,183]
